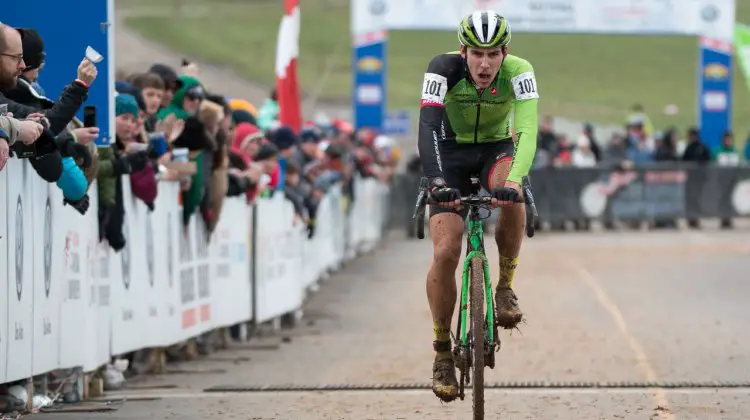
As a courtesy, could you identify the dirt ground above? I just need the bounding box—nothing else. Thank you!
[39,227,750,419]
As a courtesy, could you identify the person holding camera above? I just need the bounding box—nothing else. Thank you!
[1,27,95,213]
[0,114,44,171]
[0,25,97,133]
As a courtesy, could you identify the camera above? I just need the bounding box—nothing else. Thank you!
[9,119,56,159]
[11,141,37,159]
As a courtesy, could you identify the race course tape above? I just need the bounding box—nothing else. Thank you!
[204,380,750,392]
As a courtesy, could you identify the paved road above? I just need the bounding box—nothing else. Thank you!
[41,227,750,419]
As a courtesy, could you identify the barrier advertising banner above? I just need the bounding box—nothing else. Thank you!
[351,0,389,131]
[0,158,389,384]
[698,37,733,151]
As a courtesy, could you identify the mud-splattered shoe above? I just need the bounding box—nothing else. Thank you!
[432,358,459,402]
[495,287,523,329]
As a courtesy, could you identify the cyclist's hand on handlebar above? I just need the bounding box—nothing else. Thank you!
[490,181,523,208]
[429,177,461,210]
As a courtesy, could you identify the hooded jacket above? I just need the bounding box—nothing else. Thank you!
[156,75,202,121]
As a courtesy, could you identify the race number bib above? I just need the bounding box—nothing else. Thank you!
[421,73,448,106]
[511,72,539,100]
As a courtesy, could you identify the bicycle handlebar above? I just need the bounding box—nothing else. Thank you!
[413,176,537,239]
[425,195,523,207]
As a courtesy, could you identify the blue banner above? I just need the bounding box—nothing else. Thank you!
[698,37,733,152]
[383,109,411,136]
[2,0,114,146]
[353,38,386,132]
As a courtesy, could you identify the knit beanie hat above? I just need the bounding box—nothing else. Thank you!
[268,126,299,151]
[115,81,146,112]
[254,142,279,161]
[232,122,262,150]
[115,94,139,117]
[231,109,257,126]
[18,28,45,71]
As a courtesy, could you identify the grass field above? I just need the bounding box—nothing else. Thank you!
[121,0,750,136]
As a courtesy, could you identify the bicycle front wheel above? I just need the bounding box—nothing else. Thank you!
[469,257,485,420]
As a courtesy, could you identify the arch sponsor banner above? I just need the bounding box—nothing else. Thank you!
[382,0,734,40]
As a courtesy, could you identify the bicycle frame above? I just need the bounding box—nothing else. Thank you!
[455,205,495,353]
[412,175,537,404]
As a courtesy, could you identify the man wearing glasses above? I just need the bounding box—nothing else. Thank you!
[0,24,45,171]
[0,24,97,134]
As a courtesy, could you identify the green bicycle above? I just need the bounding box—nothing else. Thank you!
[413,174,537,420]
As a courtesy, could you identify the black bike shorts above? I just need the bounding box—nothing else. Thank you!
[429,140,515,219]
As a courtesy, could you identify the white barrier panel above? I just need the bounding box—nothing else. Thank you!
[330,186,347,264]
[1,160,389,384]
[31,179,60,376]
[88,188,111,371]
[177,216,213,341]
[6,159,34,383]
[153,182,181,348]
[194,217,214,336]
[111,178,147,356]
[0,165,7,383]
[80,188,99,373]
[57,180,96,372]
[210,197,252,328]
[255,194,305,323]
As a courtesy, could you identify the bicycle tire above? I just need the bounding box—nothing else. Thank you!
[469,257,485,420]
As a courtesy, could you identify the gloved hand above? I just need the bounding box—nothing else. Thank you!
[55,135,92,168]
[428,177,461,209]
[125,151,149,172]
[112,153,132,176]
[306,218,316,239]
[63,194,90,215]
[112,151,149,176]
[490,186,522,205]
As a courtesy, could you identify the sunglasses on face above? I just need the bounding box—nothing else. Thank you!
[184,86,205,101]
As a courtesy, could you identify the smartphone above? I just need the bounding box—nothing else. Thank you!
[83,105,96,128]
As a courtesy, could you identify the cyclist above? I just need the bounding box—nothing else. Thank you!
[417,10,538,402]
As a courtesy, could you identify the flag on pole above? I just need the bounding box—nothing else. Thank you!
[275,0,302,133]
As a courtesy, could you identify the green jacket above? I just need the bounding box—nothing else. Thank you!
[157,75,202,121]
[97,146,118,206]
[256,98,279,131]
[182,150,206,226]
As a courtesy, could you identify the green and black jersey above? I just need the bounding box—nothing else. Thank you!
[417,52,539,184]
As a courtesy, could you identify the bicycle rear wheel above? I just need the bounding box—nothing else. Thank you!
[468,257,485,420]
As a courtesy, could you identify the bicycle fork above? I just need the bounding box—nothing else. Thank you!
[453,251,500,400]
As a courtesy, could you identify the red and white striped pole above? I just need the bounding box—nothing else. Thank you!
[274,0,302,133]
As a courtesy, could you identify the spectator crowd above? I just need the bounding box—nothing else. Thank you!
[533,105,750,170]
[530,104,750,231]
[0,22,400,387]
[0,23,400,244]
